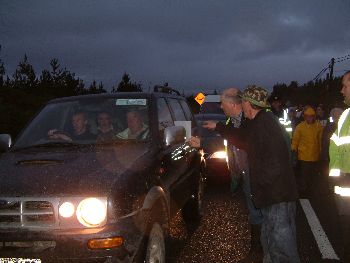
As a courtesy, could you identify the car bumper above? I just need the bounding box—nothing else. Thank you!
[205,158,229,177]
[0,216,145,263]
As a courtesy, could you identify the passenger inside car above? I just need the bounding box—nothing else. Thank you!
[96,111,115,141]
[48,111,96,142]
[116,110,149,140]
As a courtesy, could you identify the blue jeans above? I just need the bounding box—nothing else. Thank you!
[261,202,300,263]
[242,170,263,225]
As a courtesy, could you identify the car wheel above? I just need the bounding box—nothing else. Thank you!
[145,222,165,263]
[182,171,204,228]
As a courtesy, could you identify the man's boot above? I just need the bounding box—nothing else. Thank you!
[238,224,263,263]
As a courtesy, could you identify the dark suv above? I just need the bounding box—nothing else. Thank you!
[0,88,204,262]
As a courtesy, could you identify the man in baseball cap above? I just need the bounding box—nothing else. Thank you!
[239,85,299,262]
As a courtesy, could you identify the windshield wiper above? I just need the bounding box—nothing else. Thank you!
[12,142,82,151]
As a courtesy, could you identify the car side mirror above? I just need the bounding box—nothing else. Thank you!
[0,134,12,152]
[163,126,186,147]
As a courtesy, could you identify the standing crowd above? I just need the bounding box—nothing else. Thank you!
[189,70,350,263]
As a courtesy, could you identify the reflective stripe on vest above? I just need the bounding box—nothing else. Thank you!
[279,109,292,126]
[330,108,350,146]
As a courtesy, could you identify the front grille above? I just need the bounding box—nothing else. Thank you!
[26,201,53,210]
[0,198,59,229]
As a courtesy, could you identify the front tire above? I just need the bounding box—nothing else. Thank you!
[145,223,165,263]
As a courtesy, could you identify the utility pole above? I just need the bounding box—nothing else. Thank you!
[327,58,335,112]
[329,57,335,80]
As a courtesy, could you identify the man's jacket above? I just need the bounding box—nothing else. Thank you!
[291,121,323,162]
[329,108,350,174]
[216,110,298,208]
[225,114,249,178]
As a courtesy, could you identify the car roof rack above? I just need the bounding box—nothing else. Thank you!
[154,84,181,96]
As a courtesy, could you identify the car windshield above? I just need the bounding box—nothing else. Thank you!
[13,97,150,149]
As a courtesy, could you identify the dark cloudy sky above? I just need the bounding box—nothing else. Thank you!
[1,0,350,93]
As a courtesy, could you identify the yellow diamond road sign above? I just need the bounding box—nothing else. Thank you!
[195,92,205,105]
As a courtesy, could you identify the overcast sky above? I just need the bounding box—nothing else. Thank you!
[1,0,350,93]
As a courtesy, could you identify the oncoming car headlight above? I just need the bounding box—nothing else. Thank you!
[210,151,227,159]
[76,198,107,227]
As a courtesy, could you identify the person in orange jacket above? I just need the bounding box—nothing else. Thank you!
[291,107,323,196]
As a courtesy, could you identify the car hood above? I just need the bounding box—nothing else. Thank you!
[0,143,153,197]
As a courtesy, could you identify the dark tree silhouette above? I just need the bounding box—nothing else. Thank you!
[0,52,346,138]
[0,46,5,88]
[271,77,345,114]
[112,73,142,92]
[86,80,106,94]
[0,59,5,88]
[0,55,107,137]
[13,54,37,89]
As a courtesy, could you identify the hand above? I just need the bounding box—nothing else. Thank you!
[47,129,72,142]
[47,129,58,137]
[202,120,217,130]
[188,136,201,148]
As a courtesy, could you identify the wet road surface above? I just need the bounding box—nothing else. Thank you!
[166,176,345,263]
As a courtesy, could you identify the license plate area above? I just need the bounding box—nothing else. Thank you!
[0,259,41,263]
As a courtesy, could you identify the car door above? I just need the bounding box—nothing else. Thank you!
[155,97,188,214]
[166,98,192,209]
[178,98,200,170]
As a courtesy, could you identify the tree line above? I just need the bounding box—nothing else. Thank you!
[0,54,345,138]
[0,55,148,137]
[269,77,344,112]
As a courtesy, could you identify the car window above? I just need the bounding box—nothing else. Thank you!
[13,98,150,148]
[179,99,193,121]
[168,98,186,121]
[157,98,174,131]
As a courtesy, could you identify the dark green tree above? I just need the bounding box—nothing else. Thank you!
[0,45,5,88]
[0,58,5,88]
[112,73,142,92]
[87,80,107,94]
[13,54,37,89]
[38,58,85,97]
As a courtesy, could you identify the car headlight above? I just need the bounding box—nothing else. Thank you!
[76,198,107,227]
[59,202,75,218]
[210,151,227,159]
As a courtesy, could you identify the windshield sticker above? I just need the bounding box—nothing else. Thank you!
[116,99,147,106]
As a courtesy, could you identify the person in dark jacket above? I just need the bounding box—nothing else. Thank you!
[204,85,300,263]
[190,88,264,262]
